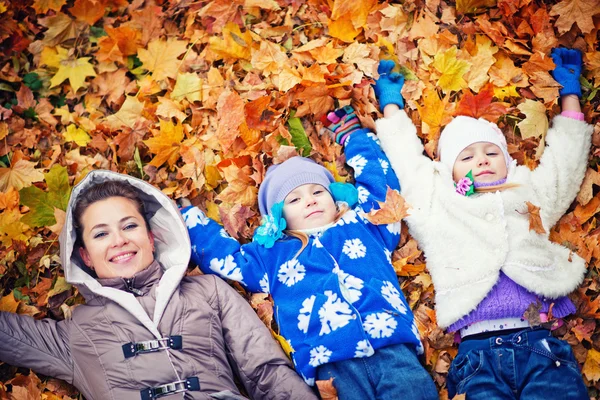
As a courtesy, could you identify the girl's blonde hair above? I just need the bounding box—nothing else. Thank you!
[474,182,520,193]
[285,203,350,259]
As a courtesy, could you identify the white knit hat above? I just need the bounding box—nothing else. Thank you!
[437,116,511,172]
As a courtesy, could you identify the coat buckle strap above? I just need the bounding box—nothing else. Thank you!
[122,336,183,359]
[140,377,200,400]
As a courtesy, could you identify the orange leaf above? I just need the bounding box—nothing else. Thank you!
[364,188,410,225]
[576,168,600,206]
[0,293,19,313]
[582,348,600,383]
[549,0,600,35]
[316,377,338,400]
[143,119,184,169]
[216,90,245,152]
[455,83,508,121]
[69,0,108,25]
[0,159,44,192]
[32,0,67,14]
[525,201,546,234]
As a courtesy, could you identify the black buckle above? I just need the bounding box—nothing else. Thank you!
[140,377,200,400]
[122,336,183,359]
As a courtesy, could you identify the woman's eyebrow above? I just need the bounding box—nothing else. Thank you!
[89,216,137,231]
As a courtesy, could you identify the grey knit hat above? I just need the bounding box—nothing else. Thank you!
[257,156,334,216]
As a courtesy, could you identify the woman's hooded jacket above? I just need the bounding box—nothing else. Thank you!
[0,170,316,400]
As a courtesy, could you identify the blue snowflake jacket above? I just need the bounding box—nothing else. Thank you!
[183,130,423,385]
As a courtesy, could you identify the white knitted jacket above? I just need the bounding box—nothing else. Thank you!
[376,111,592,328]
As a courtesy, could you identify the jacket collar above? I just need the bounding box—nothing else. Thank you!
[96,260,163,296]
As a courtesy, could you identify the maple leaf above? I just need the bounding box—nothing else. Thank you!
[251,40,288,76]
[32,0,67,14]
[216,89,245,152]
[342,42,377,77]
[274,66,302,92]
[198,0,244,33]
[328,15,361,43]
[46,47,97,92]
[138,38,188,82]
[172,72,203,103]
[364,188,410,225]
[549,0,600,35]
[0,187,19,210]
[432,46,471,93]
[0,209,30,247]
[576,168,600,206]
[417,87,454,149]
[517,99,547,158]
[0,158,44,192]
[463,35,498,92]
[208,22,253,61]
[295,84,334,118]
[63,124,91,146]
[456,0,497,14]
[582,348,600,383]
[489,52,528,88]
[525,201,546,234]
[0,293,19,313]
[143,119,184,168]
[316,378,338,400]
[104,95,145,129]
[19,164,71,228]
[304,41,344,65]
[69,0,107,25]
[37,13,84,47]
[456,83,508,121]
[331,0,376,29]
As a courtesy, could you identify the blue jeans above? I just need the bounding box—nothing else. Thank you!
[447,327,588,399]
[316,343,438,400]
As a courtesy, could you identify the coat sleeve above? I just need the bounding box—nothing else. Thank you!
[529,115,592,228]
[343,128,402,252]
[375,110,436,212]
[213,277,318,400]
[0,311,73,383]
[182,206,267,293]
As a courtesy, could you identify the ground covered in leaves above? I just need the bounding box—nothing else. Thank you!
[0,0,599,398]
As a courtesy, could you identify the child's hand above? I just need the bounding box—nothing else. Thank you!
[323,105,366,146]
[551,48,582,97]
[177,197,192,209]
[373,60,405,111]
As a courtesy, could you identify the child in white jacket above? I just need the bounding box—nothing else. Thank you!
[372,48,591,399]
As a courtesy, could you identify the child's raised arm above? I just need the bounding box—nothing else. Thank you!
[182,206,268,294]
[529,48,592,227]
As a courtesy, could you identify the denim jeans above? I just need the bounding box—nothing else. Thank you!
[447,327,588,400]
[316,343,438,400]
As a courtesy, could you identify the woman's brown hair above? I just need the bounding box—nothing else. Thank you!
[73,180,149,248]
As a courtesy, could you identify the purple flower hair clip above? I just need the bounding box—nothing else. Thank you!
[455,170,475,196]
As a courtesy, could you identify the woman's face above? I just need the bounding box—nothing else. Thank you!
[79,196,154,279]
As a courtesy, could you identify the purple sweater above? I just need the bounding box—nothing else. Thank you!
[448,272,576,332]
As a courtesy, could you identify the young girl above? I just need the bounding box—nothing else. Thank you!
[181,110,438,399]
[372,48,591,398]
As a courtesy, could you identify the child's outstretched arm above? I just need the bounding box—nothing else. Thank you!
[529,48,593,227]
[181,206,268,294]
[372,61,436,209]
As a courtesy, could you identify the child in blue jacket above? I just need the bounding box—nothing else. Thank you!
[182,108,437,399]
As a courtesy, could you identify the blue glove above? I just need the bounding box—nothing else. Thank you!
[373,60,405,112]
[550,47,582,97]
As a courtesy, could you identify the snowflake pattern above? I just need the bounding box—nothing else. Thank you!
[412,322,424,355]
[335,210,358,226]
[366,131,380,144]
[354,340,375,358]
[357,186,370,203]
[309,345,333,367]
[333,266,364,304]
[384,248,392,262]
[297,295,316,334]
[219,228,236,240]
[183,207,210,228]
[386,222,401,235]
[379,158,389,174]
[278,259,306,287]
[363,312,398,338]
[259,273,270,293]
[312,237,323,248]
[381,281,408,314]
[342,238,366,259]
[318,291,354,335]
[347,155,368,178]
[209,255,244,282]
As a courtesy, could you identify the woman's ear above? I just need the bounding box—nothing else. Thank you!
[148,231,155,252]
[79,247,93,269]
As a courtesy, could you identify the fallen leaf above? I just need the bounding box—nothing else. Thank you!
[582,348,600,383]
[432,46,471,93]
[549,0,600,35]
[0,293,19,313]
[20,164,71,228]
[517,99,548,158]
[138,38,188,82]
[525,201,546,234]
[143,119,185,168]
[316,377,338,400]
[364,188,410,225]
[0,159,44,192]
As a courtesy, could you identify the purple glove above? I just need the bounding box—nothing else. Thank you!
[373,60,405,112]
[551,48,582,97]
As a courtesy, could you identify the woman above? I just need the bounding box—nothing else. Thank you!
[0,170,317,400]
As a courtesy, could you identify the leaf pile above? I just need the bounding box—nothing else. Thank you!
[0,0,599,397]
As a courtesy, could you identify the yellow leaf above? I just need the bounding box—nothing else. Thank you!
[517,99,547,158]
[251,40,288,76]
[172,72,203,103]
[456,0,496,14]
[328,16,361,43]
[208,22,253,61]
[494,85,520,100]
[63,124,91,146]
[104,95,145,129]
[143,119,185,168]
[273,332,294,358]
[32,0,67,14]
[464,35,498,92]
[49,47,96,92]
[417,87,454,145]
[244,0,280,10]
[0,209,30,247]
[0,159,44,192]
[583,348,600,383]
[0,293,19,313]
[308,42,344,65]
[342,42,377,77]
[48,207,66,235]
[206,201,222,224]
[433,46,471,93]
[331,0,377,29]
[274,66,302,93]
[138,38,189,82]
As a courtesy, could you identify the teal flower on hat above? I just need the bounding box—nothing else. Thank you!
[254,201,287,248]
